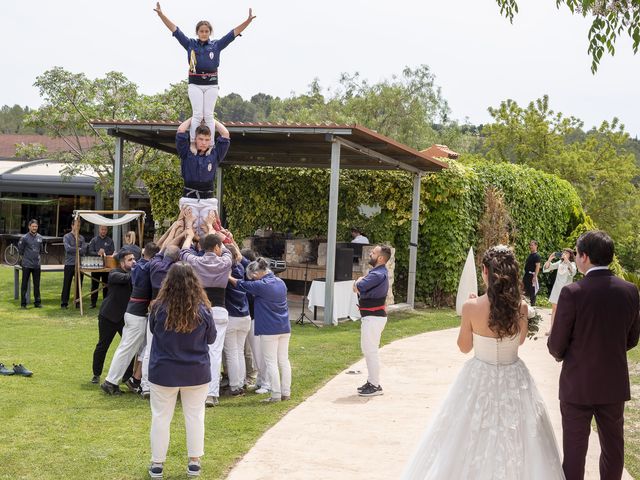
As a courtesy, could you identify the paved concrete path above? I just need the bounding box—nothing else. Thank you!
[227,310,633,479]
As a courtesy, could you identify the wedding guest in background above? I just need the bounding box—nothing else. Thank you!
[88,225,115,308]
[61,218,87,309]
[121,230,142,261]
[523,240,541,306]
[543,248,577,335]
[18,219,43,309]
[147,263,215,479]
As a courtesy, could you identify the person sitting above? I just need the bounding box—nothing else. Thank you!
[350,227,369,244]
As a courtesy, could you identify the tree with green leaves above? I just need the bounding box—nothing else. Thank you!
[496,0,640,72]
[471,94,640,270]
[24,67,179,201]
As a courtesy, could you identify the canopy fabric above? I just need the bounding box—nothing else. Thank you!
[75,212,143,226]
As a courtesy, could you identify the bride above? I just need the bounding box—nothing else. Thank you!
[401,245,564,479]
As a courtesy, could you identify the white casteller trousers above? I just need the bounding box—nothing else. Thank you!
[208,306,228,397]
[260,333,291,400]
[187,83,219,140]
[149,382,208,462]
[224,315,252,390]
[360,315,388,386]
[105,312,147,385]
[247,319,269,389]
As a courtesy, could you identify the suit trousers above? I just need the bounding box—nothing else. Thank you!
[90,271,109,306]
[523,273,537,306]
[560,401,625,480]
[61,265,83,307]
[21,267,41,307]
[92,314,133,380]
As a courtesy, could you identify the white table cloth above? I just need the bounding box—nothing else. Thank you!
[307,279,360,325]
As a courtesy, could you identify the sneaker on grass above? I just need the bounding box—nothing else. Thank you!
[205,396,219,407]
[187,460,201,477]
[0,363,15,376]
[100,380,123,396]
[358,383,383,397]
[148,462,163,478]
[254,386,269,394]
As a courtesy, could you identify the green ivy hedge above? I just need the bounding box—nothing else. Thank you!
[145,159,586,305]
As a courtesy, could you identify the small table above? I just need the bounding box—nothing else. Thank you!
[14,265,65,303]
[307,279,361,325]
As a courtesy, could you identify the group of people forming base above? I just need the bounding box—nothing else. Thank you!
[91,215,392,479]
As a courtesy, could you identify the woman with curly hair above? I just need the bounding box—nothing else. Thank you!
[147,263,216,479]
[401,245,564,479]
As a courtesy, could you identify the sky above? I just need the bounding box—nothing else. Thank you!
[1,0,639,137]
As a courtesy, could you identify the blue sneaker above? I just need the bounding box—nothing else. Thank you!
[148,462,163,478]
[0,363,15,376]
[187,460,201,477]
[13,364,33,377]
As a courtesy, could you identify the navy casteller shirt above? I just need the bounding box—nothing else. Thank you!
[177,131,230,196]
[173,27,236,84]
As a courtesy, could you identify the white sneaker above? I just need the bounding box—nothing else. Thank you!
[255,387,269,394]
[205,396,219,407]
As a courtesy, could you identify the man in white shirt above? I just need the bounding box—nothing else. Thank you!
[350,227,369,244]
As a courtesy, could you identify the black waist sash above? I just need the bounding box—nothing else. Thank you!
[204,287,226,307]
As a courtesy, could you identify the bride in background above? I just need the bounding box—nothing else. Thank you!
[401,245,564,479]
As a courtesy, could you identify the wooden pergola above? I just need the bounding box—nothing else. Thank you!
[91,120,448,325]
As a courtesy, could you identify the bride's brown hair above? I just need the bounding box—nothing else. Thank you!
[482,245,522,339]
[151,263,211,333]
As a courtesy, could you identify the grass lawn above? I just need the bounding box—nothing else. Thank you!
[0,265,459,479]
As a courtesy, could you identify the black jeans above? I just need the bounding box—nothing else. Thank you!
[90,271,109,306]
[523,273,537,306]
[61,265,83,307]
[21,267,41,307]
[92,314,134,380]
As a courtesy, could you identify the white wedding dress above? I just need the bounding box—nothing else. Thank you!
[401,333,564,479]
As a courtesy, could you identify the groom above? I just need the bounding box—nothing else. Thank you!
[548,230,640,480]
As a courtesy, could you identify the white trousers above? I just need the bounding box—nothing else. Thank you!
[224,315,252,389]
[247,320,269,389]
[141,320,153,393]
[105,312,147,385]
[208,306,228,397]
[179,197,218,237]
[260,333,291,399]
[188,83,219,140]
[360,315,388,386]
[150,382,208,462]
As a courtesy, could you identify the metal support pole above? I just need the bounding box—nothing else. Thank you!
[216,166,223,217]
[324,141,341,326]
[407,172,422,308]
[113,137,123,250]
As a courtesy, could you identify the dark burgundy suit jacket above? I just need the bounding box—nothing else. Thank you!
[548,269,640,404]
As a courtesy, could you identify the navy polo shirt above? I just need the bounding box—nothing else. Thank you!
[173,27,236,77]
[225,262,250,318]
[149,303,216,387]
[236,273,290,336]
[176,132,230,193]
